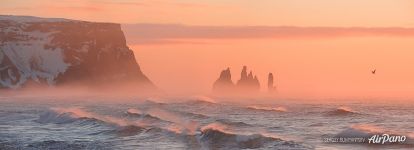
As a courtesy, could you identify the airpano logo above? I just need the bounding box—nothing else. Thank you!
[323,134,408,144]
[368,134,406,144]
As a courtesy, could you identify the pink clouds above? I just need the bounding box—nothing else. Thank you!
[122,24,414,44]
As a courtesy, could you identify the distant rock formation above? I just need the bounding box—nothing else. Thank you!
[236,66,260,92]
[212,68,234,93]
[212,66,260,95]
[267,73,276,93]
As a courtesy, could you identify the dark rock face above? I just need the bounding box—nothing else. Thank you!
[0,15,154,89]
[212,66,260,95]
[267,73,276,93]
[236,66,260,92]
[212,68,234,93]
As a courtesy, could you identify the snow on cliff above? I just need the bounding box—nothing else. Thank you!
[0,15,71,23]
[0,15,153,89]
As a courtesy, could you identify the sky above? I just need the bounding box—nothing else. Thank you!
[1,0,414,27]
[2,0,414,98]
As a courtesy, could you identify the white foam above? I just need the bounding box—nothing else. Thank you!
[126,108,142,115]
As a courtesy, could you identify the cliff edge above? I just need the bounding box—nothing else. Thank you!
[0,15,154,90]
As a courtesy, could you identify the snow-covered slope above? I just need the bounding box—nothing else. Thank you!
[0,15,153,89]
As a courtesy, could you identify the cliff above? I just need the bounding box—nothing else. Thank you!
[0,15,154,90]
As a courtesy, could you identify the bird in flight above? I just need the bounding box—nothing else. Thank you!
[371,69,376,74]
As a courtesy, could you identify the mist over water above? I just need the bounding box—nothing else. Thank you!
[0,94,413,150]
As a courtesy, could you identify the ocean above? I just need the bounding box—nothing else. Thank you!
[0,95,413,150]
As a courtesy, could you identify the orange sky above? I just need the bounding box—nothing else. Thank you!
[130,37,414,98]
[2,0,414,98]
[2,0,414,27]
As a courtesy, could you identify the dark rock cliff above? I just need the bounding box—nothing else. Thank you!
[0,15,154,89]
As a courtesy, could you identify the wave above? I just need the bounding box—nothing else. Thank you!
[247,106,288,112]
[325,106,359,116]
[182,96,219,106]
[37,107,142,127]
[199,123,310,149]
[191,95,218,104]
[34,107,157,138]
[215,119,253,128]
[308,123,324,127]
[125,108,167,124]
[185,100,218,106]
[25,140,110,150]
[173,110,210,120]
[126,107,201,135]
[143,99,166,106]
[36,108,102,124]
[126,108,142,115]
[125,107,211,137]
[127,122,312,149]
[126,108,207,124]
[335,124,383,139]
[114,125,146,137]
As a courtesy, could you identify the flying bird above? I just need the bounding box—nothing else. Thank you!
[371,69,376,74]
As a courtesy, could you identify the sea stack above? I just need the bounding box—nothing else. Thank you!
[236,66,260,92]
[212,67,235,94]
[212,66,260,95]
[268,73,276,93]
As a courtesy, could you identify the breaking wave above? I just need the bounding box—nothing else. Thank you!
[199,123,310,149]
[36,107,102,125]
[335,124,385,139]
[125,108,168,124]
[36,107,142,127]
[126,107,200,135]
[181,96,219,107]
[37,107,174,137]
[174,110,210,119]
[4,96,413,150]
[215,119,253,128]
[119,107,308,149]
[126,108,142,115]
[247,106,288,112]
[190,95,218,104]
[325,106,359,116]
